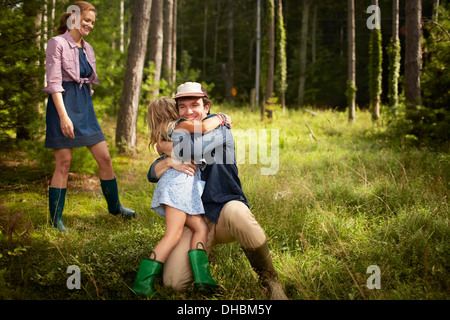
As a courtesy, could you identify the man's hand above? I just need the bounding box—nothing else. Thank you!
[154,156,198,179]
[171,158,198,176]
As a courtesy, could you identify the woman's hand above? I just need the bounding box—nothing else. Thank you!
[60,114,75,139]
[51,92,74,139]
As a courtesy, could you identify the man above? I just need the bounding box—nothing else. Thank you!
[147,82,288,300]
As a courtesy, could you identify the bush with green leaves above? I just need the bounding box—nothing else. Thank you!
[0,1,45,140]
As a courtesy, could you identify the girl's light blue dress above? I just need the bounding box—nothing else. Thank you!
[151,124,206,218]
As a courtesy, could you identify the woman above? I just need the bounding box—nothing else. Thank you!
[43,1,135,232]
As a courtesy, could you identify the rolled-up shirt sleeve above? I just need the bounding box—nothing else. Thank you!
[147,155,166,183]
[42,38,65,95]
[172,123,233,164]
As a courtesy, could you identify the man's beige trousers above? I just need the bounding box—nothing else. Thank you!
[162,200,267,291]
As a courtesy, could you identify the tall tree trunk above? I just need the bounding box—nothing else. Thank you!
[298,0,309,108]
[47,0,55,107]
[116,0,152,153]
[35,11,42,52]
[51,0,55,37]
[213,0,221,68]
[311,4,317,104]
[120,0,124,53]
[171,0,177,84]
[388,0,401,109]
[393,0,399,51]
[43,0,47,52]
[34,5,43,124]
[43,0,48,111]
[347,0,356,123]
[255,0,261,109]
[149,0,164,99]
[433,0,440,22]
[224,0,234,103]
[163,0,174,85]
[264,0,275,119]
[405,0,422,119]
[369,0,382,121]
[312,4,317,64]
[276,0,287,114]
[203,0,208,76]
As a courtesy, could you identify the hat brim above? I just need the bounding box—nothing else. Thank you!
[174,93,206,99]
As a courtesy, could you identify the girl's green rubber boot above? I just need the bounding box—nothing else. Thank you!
[188,242,219,294]
[132,252,163,298]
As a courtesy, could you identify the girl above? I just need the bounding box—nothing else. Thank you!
[133,97,230,297]
[43,1,135,232]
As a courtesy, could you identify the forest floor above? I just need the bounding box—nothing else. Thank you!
[0,106,448,301]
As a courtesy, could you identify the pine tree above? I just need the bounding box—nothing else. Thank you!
[387,0,401,112]
[347,0,356,123]
[116,0,152,153]
[405,0,422,120]
[368,0,382,121]
[262,0,275,119]
[276,0,287,114]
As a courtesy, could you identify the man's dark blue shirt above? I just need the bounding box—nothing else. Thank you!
[147,114,249,223]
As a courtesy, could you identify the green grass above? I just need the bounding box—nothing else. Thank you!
[0,106,448,300]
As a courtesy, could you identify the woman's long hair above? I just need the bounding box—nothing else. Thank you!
[147,97,180,152]
[57,1,97,35]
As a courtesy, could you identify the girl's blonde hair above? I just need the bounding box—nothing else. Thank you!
[147,97,180,151]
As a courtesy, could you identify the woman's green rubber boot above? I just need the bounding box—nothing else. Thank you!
[188,242,219,294]
[132,252,163,298]
[100,176,136,219]
[48,187,68,232]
